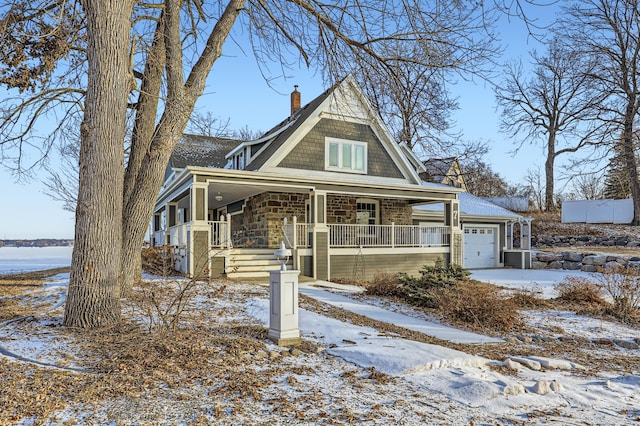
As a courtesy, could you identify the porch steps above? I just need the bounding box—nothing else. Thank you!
[225,248,284,279]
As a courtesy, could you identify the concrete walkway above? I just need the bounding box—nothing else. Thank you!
[298,283,502,344]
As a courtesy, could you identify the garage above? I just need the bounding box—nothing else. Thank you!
[463,226,497,269]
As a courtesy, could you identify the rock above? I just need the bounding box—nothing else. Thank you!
[550,380,565,392]
[583,255,607,266]
[289,348,303,357]
[581,264,598,272]
[531,261,548,270]
[611,339,640,350]
[505,336,520,344]
[269,351,280,359]
[629,256,640,262]
[628,241,640,247]
[525,356,574,370]
[254,350,268,360]
[563,261,581,270]
[604,261,622,270]
[634,337,640,345]
[503,383,526,396]
[537,253,563,262]
[615,237,629,246]
[508,357,541,371]
[548,261,563,270]
[515,335,533,344]
[531,380,552,395]
[563,252,584,262]
[504,359,522,370]
[627,261,640,268]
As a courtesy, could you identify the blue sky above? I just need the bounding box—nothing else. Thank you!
[0,4,558,239]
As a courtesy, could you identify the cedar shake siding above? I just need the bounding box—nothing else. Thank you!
[278,118,404,179]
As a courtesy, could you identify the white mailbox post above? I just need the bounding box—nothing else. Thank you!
[268,242,301,346]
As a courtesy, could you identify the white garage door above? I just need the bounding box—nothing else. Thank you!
[463,226,497,269]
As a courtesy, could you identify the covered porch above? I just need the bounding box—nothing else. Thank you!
[150,167,463,280]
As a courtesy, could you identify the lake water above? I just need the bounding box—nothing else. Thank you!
[0,246,73,274]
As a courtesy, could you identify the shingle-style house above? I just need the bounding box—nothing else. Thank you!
[151,76,529,279]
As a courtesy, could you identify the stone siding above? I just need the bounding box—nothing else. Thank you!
[326,195,412,225]
[239,192,307,248]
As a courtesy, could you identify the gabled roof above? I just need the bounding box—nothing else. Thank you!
[421,157,458,183]
[241,81,338,171]
[169,134,243,169]
[414,183,521,220]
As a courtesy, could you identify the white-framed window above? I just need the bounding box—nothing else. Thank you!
[325,137,367,173]
[356,198,379,225]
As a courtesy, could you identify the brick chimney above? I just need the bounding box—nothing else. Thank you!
[290,85,301,115]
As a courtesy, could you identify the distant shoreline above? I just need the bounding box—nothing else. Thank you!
[0,239,73,248]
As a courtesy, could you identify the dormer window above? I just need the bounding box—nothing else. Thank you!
[325,137,367,173]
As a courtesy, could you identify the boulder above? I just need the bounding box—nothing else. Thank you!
[563,261,581,270]
[531,261,548,270]
[548,261,563,270]
[582,255,607,266]
[563,252,584,262]
[581,264,598,273]
[536,253,563,262]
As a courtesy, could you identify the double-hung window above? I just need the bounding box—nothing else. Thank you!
[326,137,367,173]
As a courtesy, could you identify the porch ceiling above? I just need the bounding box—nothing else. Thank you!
[207,181,310,211]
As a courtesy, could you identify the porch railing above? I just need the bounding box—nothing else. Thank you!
[328,223,450,248]
[282,217,310,248]
[168,224,188,247]
[210,218,232,248]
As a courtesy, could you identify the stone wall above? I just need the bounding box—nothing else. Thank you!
[533,234,640,248]
[532,251,640,272]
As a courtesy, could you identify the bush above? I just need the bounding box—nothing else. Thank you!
[555,276,606,306]
[435,280,523,332]
[141,246,180,276]
[364,272,403,297]
[594,265,640,321]
[509,289,551,309]
[398,261,470,308]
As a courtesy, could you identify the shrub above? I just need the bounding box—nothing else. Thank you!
[435,280,523,332]
[397,261,470,308]
[364,272,403,297]
[555,276,606,306]
[593,265,640,321]
[141,246,180,276]
[510,289,551,309]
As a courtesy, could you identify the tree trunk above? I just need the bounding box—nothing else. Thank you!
[621,104,640,226]
[119,0,246,295]
[544,131,556,212]
[64,0,133,327]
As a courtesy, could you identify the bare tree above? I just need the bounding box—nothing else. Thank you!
[495,38,605,212]
[524,166,545,211]
[186,111,232,138]
[560,0,640,225]
[0,0,546,327]
[461,160,517,197]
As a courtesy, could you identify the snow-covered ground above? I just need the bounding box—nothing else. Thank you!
[471,268,596,298]
[1,263,639,424]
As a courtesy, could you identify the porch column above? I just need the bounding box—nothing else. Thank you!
[445,199,463,266]
[189,180,211,279]
[311,190,330,280]
[520,218,532,250]
[152,212,162,246]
